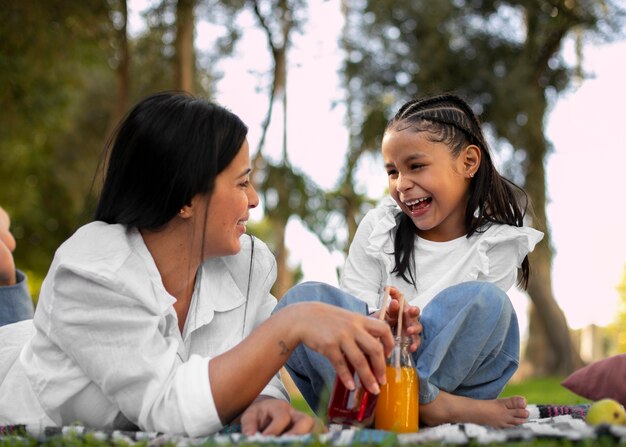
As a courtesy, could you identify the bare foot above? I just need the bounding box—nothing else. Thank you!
[420,390,529,428]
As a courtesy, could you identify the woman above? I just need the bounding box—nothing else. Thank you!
[0,92,395,436]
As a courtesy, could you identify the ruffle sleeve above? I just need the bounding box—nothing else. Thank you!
[340,197,401,309]
[364,197,401,274]
[474,224,544,291]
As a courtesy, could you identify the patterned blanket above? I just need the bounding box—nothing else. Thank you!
[3,404,625,445]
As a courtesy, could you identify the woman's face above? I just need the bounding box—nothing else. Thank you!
[200,139,259,257]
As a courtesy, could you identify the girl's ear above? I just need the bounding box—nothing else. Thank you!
[462,145,481,178]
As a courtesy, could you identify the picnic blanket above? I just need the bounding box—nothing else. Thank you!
[3,404,625,445]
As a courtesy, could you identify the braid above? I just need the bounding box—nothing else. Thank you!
[388,93,532,289]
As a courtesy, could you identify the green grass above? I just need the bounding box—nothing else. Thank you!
[501,376,591,405]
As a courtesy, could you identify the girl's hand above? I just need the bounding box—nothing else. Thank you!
[289,302,394,395]
[240,398,323,436]
[384,287,422,352]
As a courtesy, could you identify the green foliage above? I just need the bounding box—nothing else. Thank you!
[0,1,114,278]
[0,0,223,288]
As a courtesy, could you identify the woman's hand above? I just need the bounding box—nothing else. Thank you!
[240,398,323,436]
[381,287,422,352]
[288,302,394,396]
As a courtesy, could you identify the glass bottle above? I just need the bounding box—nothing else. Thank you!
[326,357,378,427]
[374,336,419,432]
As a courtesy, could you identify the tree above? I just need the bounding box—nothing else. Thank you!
[108,0,131,130]
[175,0,196,92]
[248,0,312,298]
[612,265,626,353]
[340,0,624,375]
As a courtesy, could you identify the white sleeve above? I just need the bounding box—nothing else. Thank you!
[340,213,386,310]
[49,265,220,437]
[477,226,544,292]
[478,243,519,291]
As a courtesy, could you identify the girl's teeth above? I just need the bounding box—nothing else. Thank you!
[405,198,428,206]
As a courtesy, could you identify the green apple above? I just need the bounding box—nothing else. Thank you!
[586,399,626,426]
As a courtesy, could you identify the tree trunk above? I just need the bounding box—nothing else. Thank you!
[272,219,293,299]
[175,0,195,93]
[250,0,294,296]
[522,89,584,376]
[108,0,129,135]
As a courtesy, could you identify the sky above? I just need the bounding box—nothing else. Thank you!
[130,1,626,336]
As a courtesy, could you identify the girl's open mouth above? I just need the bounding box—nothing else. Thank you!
[404,197,432,213]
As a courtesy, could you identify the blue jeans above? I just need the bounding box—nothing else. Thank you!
[0,270,34,326]
[273,281,519,413]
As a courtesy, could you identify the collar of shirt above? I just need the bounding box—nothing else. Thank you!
[183,257,247,339]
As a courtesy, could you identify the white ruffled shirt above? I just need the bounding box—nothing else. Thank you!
[0,222,286,436]
[340,197,544,311]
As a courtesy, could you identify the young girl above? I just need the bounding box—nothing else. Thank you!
[275,93,542,429]
[340,93,544,427]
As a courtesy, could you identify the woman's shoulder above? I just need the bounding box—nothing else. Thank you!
[52,221,136,277]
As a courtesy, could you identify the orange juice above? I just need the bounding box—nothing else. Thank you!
[374,365,419,432]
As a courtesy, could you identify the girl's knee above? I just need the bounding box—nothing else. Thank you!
[281,282,334,303]
[427,281,515,326]
[274,282,367,314]
[273,282,322,313]
[463,281,512,315]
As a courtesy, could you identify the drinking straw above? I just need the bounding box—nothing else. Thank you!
[379,286,390,321]
[395,294,404,380]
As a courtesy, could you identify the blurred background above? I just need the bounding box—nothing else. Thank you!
[1,0,625,380]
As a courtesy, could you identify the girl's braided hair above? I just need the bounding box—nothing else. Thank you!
[386,93,531,289]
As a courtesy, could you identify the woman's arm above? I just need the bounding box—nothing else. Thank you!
[48,265,393,436]
[209,300,394,426]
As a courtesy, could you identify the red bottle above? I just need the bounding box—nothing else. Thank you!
[327,360,378,427]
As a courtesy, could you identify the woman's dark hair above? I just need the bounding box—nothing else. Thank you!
[95,91,248,230]
[386,93,532,289]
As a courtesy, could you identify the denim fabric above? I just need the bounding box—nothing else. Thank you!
[272,282,368,412]
[415,281,519,403]
[0,270,34,327]
[272,281,519,412]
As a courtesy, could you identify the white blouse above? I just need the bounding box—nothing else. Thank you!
[0,222,286,436]
[340,197,544,311]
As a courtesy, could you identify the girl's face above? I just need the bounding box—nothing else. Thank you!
[197,138,259,258]
[382,129,475,242]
